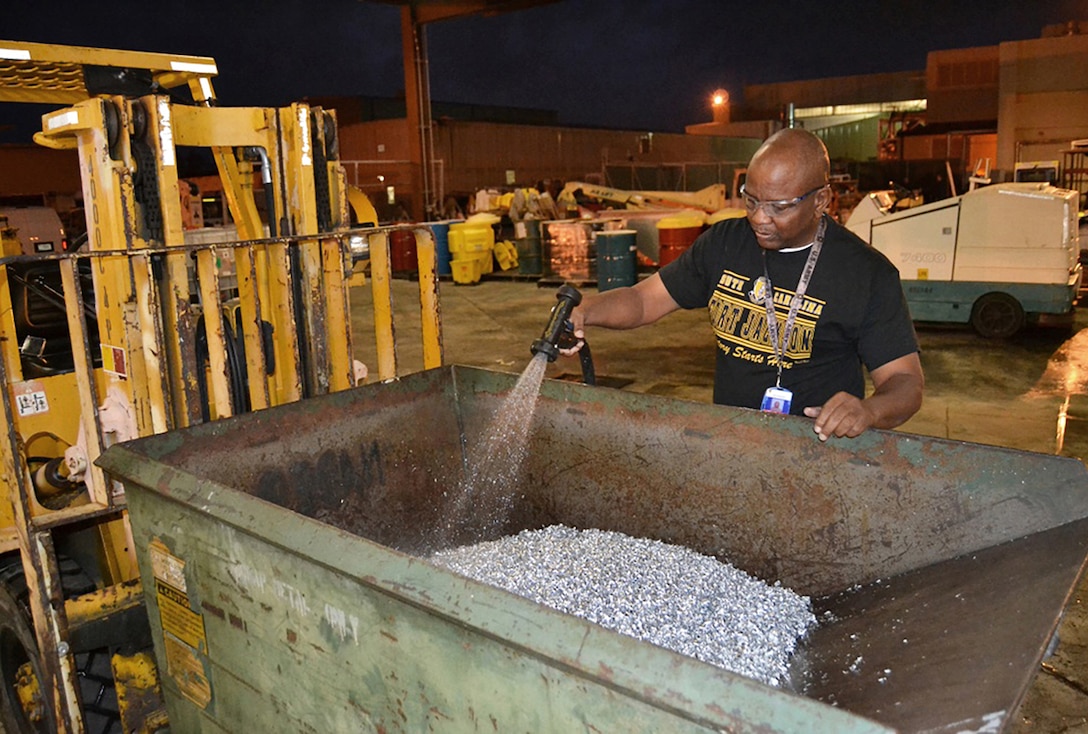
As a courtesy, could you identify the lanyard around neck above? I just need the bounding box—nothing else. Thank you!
[761,217,827,387]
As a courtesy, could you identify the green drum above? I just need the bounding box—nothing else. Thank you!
[596,229,638,291]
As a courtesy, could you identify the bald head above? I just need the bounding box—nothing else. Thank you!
[749,128,830,191]
[743,128,832,250]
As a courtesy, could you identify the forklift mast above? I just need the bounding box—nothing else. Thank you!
[0,39,442,733]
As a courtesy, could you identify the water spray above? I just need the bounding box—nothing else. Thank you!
[530,285,596,385]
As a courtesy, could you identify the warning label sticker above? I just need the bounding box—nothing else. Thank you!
[12,381,48,417]
[163,635,212,709]
[149,541,187,592]
[156,580,207,650]
[101,344,127,378]
[148,541,212,709]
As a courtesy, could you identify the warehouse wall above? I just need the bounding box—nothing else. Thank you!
[925,46,999,125]
[997,33,1088,170]
[0,145,80,201]
[434,120,760,193]
[337,119,415,206]
[337,116,759,199]
[815,117,881,163]
[744,71,925,120]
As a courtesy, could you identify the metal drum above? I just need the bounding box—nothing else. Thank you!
[656,213,705,267]
[390,228,418,273]
[514,219,543,276]
[595,229,638,291]
[427,220,453,276]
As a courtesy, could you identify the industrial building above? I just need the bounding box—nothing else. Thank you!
[299,19,1088,220]
[734,20,1088,205]
[4,20,1088,220]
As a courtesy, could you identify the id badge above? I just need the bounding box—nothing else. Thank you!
[761,386,793,415]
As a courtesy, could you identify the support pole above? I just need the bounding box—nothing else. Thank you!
[401,7,437,221]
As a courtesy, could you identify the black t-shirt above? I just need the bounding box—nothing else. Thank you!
[659,215,918,413]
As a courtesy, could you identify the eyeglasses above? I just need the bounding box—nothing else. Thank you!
[740,184,827,217]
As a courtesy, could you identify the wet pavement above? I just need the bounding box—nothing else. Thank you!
[352,276,1088,731]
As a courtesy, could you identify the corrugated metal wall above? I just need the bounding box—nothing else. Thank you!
[438,120,762,192]
[339,118,760,198]
[338,119,412,162]
[0,146,80,198]
[337,119,417,208]
[815,117,881,162]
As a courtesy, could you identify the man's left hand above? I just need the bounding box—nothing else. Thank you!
[802,355,925,441]
[804,393,875,441]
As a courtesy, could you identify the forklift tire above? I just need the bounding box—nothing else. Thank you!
[970,292,1025,339]
[0,574,48,734]
[0,557,122,734]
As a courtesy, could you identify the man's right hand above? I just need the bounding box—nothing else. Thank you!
[555,274,681,359]
[559,307,587,356]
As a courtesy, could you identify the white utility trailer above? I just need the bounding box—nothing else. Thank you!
[846,183,1082,337]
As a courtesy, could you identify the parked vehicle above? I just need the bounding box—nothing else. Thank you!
[0,206,67,254]
[846,182,1083,338]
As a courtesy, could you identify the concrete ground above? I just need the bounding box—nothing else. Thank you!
[352,276,1088,732]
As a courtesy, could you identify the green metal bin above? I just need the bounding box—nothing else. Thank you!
[98,365,1088,733]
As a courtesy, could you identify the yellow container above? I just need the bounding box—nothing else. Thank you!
[493,240,519,271]
[449,214,499,277]
[449,223,495,256]
[656,212,707,231]
[707,207,747,225]
[466,212,501,225]
[451,257,483,284]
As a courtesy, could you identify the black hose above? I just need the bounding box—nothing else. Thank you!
[195,310,251,421]
[253,147,277,238]
[287,243,313,398]
[224,311,249,413]
[195,318,211,422]
[577,340,596,386]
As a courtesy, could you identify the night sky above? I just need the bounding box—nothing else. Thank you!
[2,0,1085,143]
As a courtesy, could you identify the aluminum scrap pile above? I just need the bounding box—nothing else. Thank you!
[430,524,815,687]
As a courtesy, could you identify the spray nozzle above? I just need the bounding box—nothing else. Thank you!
[530,285,582,362]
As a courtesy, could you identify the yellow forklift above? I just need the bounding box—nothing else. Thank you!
[0,40,442,732]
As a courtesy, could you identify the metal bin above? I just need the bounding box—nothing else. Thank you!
[98,365,1088,733]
